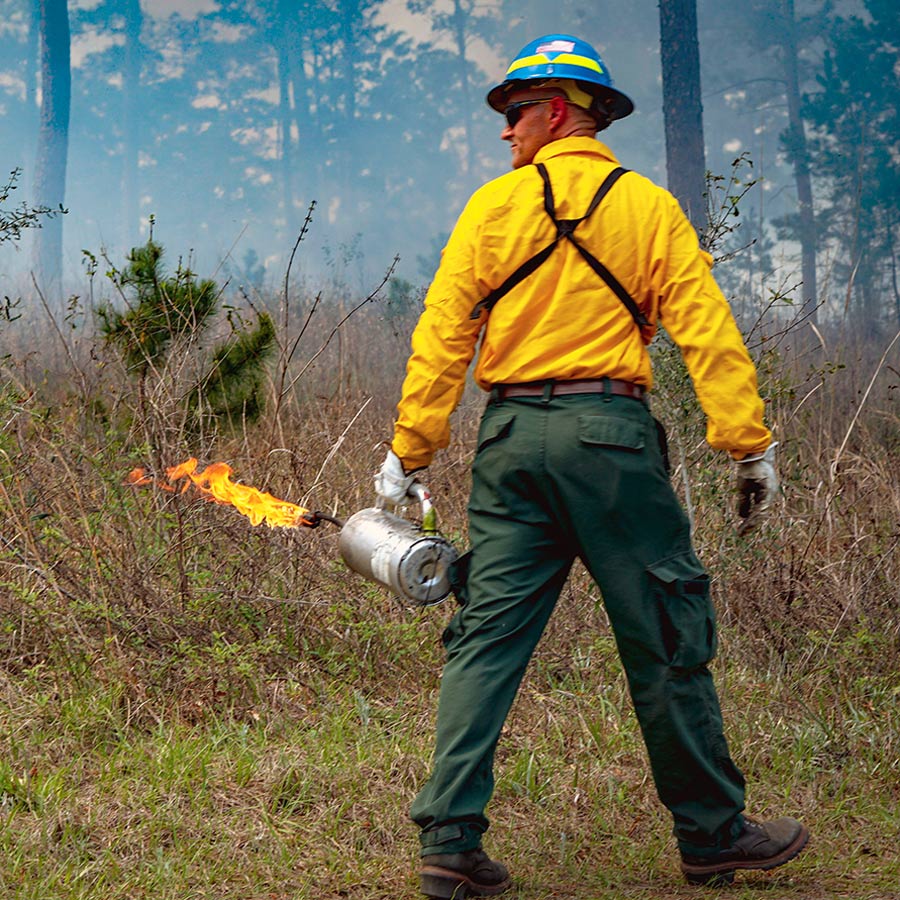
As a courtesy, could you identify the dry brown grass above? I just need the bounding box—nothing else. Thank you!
[0,287,898,897]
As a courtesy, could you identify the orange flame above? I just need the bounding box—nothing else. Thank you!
[126,458,313,528]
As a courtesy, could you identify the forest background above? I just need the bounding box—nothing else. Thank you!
[0,0,899,898]
[1,0,896,321]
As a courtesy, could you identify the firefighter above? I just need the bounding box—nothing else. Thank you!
[376,33,808,897]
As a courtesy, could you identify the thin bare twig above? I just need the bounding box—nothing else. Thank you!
[285,290,322,371]
[31,273,90,404]
[269,201,317,446]
[282,201,317,336]
[301,395,373,507]
[830,327,900,481]
[282,256,399,397]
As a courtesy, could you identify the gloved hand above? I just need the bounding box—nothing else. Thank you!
[375,449,426,506]
[734,442,779,535]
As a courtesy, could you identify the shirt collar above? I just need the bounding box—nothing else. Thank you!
[533,136,620,165]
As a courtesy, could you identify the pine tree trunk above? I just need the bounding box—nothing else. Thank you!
[450,0,474,175]
[780,0,818,326]
[122,0,142,254]
[659,0,707,239]
[276,35,296,234]
[32,0,70,289]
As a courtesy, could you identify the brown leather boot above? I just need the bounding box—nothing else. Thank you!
[420,848,512,898]
[680,816,810,885]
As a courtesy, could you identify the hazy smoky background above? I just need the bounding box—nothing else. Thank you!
[1,0,895,322]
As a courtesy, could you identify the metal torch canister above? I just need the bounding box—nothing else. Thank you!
[337,485,458,606]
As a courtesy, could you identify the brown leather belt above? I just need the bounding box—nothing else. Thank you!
[491,378,646,401]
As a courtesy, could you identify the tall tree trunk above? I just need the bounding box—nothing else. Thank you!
[450,0,474,175]
[890,214,900,327]
[275,34,296,234]
[658,0,707,239]
[339,0,361,127]
[780,0,818,326]
[32,0,71,289]
[272,0,310,235]
[122,0,142,253]
[288,64,311,182]
[283,1,311,203]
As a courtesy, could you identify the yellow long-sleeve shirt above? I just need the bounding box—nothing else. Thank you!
[393,136,772,471]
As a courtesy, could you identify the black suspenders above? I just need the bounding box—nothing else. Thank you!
[470,164,650,328]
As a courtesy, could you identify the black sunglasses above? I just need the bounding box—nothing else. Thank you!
[503,98,556,127]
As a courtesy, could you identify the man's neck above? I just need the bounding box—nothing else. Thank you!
[555,125,597,140]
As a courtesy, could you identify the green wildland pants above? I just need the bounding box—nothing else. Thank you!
[410,391,746,857]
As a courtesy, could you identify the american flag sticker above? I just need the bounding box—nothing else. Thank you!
[536,40,576,54]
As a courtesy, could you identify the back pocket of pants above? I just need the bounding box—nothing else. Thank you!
[648,550,716,669]
[578,415,646,451]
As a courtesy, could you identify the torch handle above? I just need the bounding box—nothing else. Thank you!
[410,482,437,533]
[375,482,436,533]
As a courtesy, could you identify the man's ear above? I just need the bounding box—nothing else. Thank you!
[548,96,568,129]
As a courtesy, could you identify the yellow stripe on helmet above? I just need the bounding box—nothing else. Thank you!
[553,53,604,74]
[506,52,604,76]
[506,54,550,74]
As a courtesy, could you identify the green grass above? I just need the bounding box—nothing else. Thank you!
[0,628,897,899]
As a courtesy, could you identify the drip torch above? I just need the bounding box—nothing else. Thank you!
[307,484,459,607]
[127,459,459,608]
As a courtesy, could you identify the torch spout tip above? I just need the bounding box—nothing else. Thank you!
[307,511,344,529]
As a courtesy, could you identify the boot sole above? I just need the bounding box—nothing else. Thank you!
[682,823,810,885]
[420,864,512,898]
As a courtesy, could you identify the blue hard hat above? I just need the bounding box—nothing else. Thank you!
[487,34,634,124]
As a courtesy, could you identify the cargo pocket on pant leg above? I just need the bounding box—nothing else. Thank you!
[648,551,717,670]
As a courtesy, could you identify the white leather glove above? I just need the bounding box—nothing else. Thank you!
[375,449,426,506]
[734,442,779,535]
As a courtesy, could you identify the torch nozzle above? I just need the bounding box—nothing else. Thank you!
[303,511,345,529]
